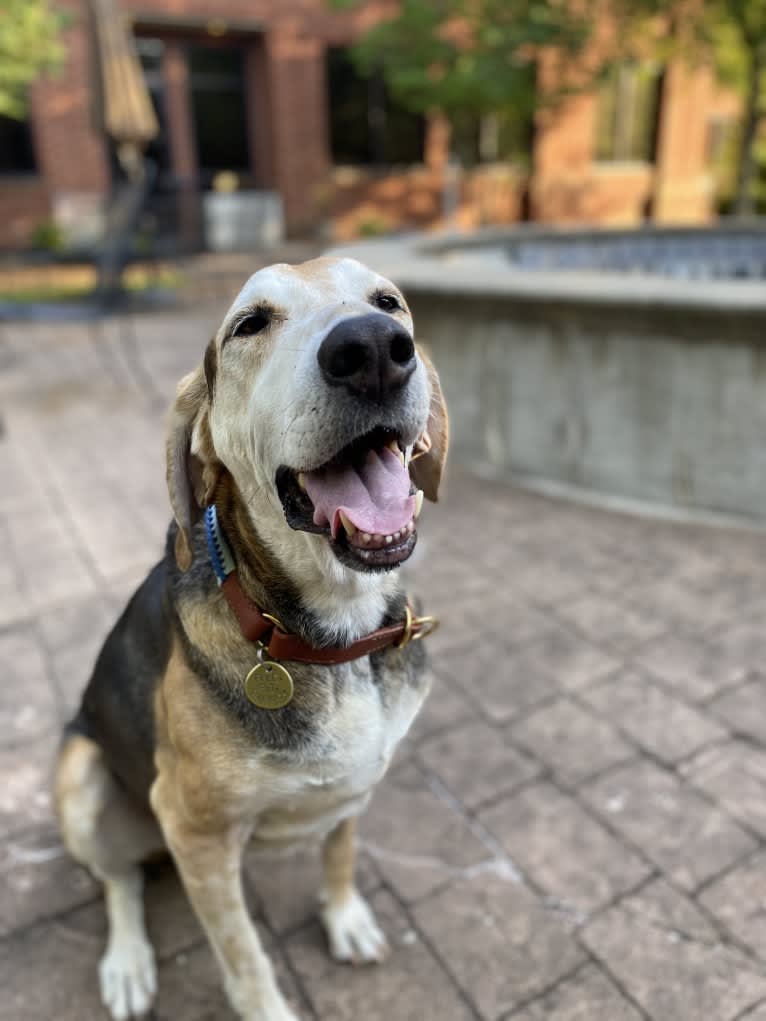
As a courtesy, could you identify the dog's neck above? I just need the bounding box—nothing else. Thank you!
[212,474,402,647]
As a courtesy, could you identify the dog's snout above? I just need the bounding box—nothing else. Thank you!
[318,313,416,401]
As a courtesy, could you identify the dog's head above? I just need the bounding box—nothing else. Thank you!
[167,256,448,575]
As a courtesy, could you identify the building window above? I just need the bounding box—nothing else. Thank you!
[707,115,741,210]
[187,44,250,186]
[595,63,663,163]
[0,114,37,175]
[708,115,740,170]
[327,47,425,165]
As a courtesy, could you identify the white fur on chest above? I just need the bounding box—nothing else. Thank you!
[242,663,428,848]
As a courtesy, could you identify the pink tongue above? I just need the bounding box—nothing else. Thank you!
[304,447,415,538]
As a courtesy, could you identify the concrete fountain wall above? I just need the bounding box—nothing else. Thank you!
[336,227,766,523]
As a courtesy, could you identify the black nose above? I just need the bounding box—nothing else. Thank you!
[318,313,416,401]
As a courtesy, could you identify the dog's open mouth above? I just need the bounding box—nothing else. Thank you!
[276,426,425,570]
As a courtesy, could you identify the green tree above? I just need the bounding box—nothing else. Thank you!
[713,1,766,214]
[331,0,590,164]
[336,0,765,214]
[610,0,766,214]
[0,0,65,119]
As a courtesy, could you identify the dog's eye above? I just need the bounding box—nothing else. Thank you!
[232,311,270,338]
[374,293,400,313]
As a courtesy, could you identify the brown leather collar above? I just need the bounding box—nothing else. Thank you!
[205,504,437,665]
[220,574,437,664]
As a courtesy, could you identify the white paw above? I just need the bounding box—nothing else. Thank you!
[226,973,301,1021]
[98,937,157,1020]
[243,993,302,1021]
[320,890,389,965]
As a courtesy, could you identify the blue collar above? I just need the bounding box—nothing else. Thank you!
[204,505,237,586]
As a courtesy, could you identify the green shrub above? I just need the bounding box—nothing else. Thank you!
[29,219,65,252]
[357,215,391,238]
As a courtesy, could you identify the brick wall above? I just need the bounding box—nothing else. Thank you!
[530,28,737,227]
[264,32,330,233]
[329,165,526,240]
[530,165,654,226]
[0,0,108,248]
[0,0,378,245]
[0,180,51,248]
[0,0,745,247]
[29,0,109,198]
[653,62,717,224]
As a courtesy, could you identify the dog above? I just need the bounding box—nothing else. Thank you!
[54,256,448,1021]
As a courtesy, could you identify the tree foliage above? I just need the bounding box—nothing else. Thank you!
[607,0,765,79]
[0,0,66,119]
[333,0,589,125]
[716,0,766,211]
[613,0,766,212]
[334,0,765,209]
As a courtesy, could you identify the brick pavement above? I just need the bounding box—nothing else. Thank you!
[2,307,766,1020]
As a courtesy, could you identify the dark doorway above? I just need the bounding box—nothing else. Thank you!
[0,115,36,175]
[187,44,250,186]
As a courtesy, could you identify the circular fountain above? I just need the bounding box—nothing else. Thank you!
[336,225,766,523]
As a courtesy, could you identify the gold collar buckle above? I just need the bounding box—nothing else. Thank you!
[396,603,440,649]
[261,611,287,633]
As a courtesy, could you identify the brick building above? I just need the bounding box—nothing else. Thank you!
[0,0,743,249]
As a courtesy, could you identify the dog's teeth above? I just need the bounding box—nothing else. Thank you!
[387,439,405,466]
[361,532,371,544]
[339,511,355,537]
[414,490,424,518]
[393,530,401,540]
[411,432,432,461]
[404,444,413,466]
[297,472,307,491]
[385,535,393,544]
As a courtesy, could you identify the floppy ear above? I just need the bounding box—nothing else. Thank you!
[166,364,219,570]
[410,345,449,502]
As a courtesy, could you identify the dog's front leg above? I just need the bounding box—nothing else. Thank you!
[319,817,389,964]
[151,781,299,1021]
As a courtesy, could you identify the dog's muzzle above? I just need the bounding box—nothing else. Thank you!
[275,313,427,573]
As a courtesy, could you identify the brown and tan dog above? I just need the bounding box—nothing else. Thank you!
[55,256,447,1021]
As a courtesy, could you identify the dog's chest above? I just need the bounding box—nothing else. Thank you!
[242,662,428,847]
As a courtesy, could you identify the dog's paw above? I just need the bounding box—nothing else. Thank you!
[226,973,301,1021]
[243,994,302,1021]
[320,889,390,965]
[98,937,157,1020]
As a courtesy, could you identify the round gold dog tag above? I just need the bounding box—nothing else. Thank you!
[244,661,294,709]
